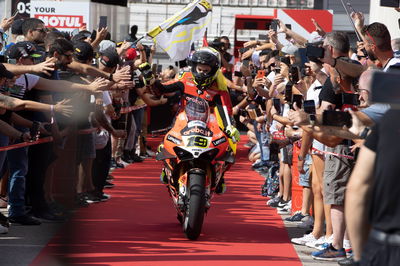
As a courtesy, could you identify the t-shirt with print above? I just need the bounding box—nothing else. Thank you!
[8,74,40,99]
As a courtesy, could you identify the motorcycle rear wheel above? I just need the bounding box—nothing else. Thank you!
[183,173,206,240]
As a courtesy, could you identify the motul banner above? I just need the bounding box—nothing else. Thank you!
[30,1,90,32]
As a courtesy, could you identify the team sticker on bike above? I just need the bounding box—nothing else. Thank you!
[212,136,227,146]
[166,134,182,145]
[181,126,213,137]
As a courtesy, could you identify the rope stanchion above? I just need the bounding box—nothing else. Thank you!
[0,127,100,152]
[0,137,54,152]
[120,104,147,114]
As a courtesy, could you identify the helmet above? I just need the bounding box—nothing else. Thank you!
[189,47,221,90]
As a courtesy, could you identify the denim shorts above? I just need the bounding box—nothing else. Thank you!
[299,154,312,187]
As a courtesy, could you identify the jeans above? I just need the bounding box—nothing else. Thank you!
[253,121,270,162]
[7,144,29,217]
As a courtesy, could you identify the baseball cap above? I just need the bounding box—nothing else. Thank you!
[125,48,137,60]
[71,30,92,43]
[99,40,116,54]
[99,49,120,68]
[73,41,94,62]
[6,41,42,60]
[0,63,15,79]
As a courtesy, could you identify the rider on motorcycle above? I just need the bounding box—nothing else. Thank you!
[151,47,240,193]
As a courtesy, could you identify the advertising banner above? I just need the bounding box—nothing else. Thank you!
[30,1,90,32]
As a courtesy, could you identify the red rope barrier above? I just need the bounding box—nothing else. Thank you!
[0,128,99,152]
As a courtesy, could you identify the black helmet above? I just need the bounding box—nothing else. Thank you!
[189,47,221,90]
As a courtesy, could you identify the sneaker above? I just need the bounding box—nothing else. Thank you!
[266,195,281,206]
[107,174,114,180]
[252,160,270,169]
[33,211,66,222]
[291,233,318,246]
[310,234,334,250]
[277,199,290,208]
[338,257,356,266]
[269,197,286,208]
[104,181,115,189]
[85,192,101,204]
[306,235,327,250]
[110,158,117,169]
[9,214,41,225]
[297,215,314,230]
[343,239,352,256]
[132,154,145,162]
[311,243,346,261]
[277,206,291,215]
[285,211,308,222]
[75,193,89,207]
[0,212,10,234]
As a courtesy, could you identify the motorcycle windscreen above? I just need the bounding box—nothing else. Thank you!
[185,97,210,123]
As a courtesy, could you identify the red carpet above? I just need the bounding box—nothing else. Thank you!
[32,136,301,266]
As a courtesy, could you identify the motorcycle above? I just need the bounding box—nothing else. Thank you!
[156,97,236,240]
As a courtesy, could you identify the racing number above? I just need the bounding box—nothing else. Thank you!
[188,136,208,148]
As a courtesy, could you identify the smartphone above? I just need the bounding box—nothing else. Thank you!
[342,93,360,106]
[272,98,281,114]
[270,20,279,32]
[298,48,309,67]
[234,71,243,77]
[7,58,17,64]
[303,100,316,114]
[289,66,300,83]
[256,70,266,79]
[275,67,281,74]
[99,16,107,29]
[258,34,268,41]
[322,110,352,128]
[306,44,325,60]
[285,24,292,30]
[370,71,400,108]
[242,59,250,67]
[285,83,293,103]
[13,9,19,17]
[292,94,303,109]
[157,64,162,74]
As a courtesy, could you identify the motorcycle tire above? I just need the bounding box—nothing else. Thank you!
[183,173,206,240]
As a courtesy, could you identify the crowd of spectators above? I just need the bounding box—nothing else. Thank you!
[214,11,400,266]
[0,18,175,232]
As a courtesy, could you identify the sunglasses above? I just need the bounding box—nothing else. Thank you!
[34,28,47,33]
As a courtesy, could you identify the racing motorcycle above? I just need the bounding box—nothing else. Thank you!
[156,97,236,240]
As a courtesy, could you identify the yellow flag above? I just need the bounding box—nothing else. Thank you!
[147,0,212,62]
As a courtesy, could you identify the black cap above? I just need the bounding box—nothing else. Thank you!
[99,49,120,68]
[73,41,94,62]
[71,31,92,43]
[6,41,42,60]
[0,63,15,79]
[11,19,24,35]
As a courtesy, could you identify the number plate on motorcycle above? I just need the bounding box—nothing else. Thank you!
[183,136,211,148]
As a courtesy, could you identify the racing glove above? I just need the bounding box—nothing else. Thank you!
[225,125,240,143]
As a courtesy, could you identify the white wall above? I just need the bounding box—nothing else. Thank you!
[369,1,400,39]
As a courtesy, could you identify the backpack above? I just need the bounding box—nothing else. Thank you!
[261,162,280,197]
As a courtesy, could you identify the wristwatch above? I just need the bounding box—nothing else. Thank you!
[309,114,316,126]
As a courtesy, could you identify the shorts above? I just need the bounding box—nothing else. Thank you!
[323,145,354,205]
[281,144,293,165]
[76,132,96,163]
[299,154,312,187]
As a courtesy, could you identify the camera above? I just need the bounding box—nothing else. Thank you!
[209,40,225,51]
[322,110,352,128]
[306,43,325,63]
[138,62,154,85]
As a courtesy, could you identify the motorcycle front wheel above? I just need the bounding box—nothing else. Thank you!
[183,172,206,240]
